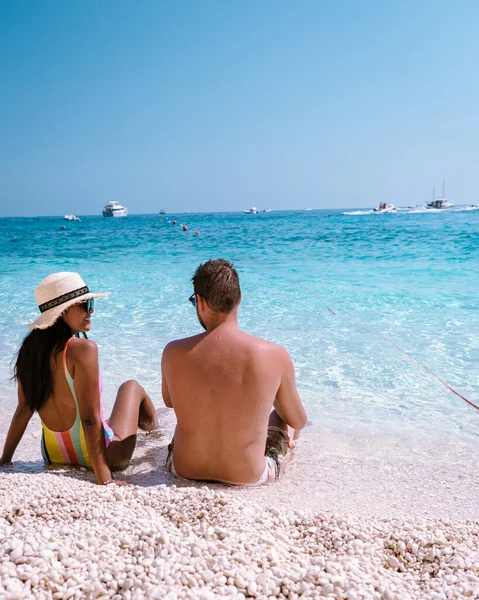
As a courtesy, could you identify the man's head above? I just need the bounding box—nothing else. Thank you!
[191,259,241,329]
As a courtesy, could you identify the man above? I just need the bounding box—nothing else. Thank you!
[161,259,307,485]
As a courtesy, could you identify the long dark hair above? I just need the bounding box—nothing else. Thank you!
[14,318,73,411]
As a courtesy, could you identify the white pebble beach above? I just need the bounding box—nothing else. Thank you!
[1,412,478,599]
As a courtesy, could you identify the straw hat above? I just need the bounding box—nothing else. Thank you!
[28,272,108,330]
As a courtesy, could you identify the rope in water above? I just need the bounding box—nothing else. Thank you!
[310,290,479,412]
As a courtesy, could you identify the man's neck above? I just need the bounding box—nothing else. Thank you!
[204,310,239,333]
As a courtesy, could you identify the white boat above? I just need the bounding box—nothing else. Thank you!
[244,207,259,214]
[159,209,166,214]
[262,209,272,213]
[373,203,396,213]
[102,201,128,217]
[426,181,452,209]
[64,214,81,221]
[303,207,312,211]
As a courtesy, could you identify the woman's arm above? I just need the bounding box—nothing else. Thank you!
[0,383,34,465]
[70,339,113,485]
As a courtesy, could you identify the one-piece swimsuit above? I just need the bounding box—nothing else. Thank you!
[40,337,114,467]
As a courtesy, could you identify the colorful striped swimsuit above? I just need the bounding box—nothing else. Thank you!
[40,338,114,468]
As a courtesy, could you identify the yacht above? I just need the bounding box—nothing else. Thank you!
[102,201,128,217]
[373,203,396,213]
[244,207,259,214]
[426,181,452,209]
[64,214,81,221]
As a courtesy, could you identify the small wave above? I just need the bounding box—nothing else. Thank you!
[457,205,479,212]
[345,206,479,216]
[343,210,373,216]
[405,206,479,214]
[407,208,429,214]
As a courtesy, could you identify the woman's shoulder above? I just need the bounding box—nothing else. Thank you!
[68,337,98,361]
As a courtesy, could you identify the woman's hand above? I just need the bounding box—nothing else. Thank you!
[100,478,132,487]
[0,384,34,466]
[111,479,132,487]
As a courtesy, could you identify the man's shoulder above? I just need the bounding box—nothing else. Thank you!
[163,334,205,355]
[241,331,290,358]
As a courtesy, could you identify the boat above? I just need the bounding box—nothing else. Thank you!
[159,209,166,214]
[262,209,272,213]
[373,203,396,213]
[426,181,452,209]
[102,201,128,217]
[64,214,81,222]
[244,207,259,214]
[303,207,312,212]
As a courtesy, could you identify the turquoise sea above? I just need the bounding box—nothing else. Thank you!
[1,208,478,455]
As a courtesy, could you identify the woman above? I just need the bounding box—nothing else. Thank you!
[0,272,159,485]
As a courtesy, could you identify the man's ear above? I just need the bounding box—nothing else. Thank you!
[197,295,208,311]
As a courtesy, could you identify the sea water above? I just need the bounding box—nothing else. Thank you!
[1,208,478,461]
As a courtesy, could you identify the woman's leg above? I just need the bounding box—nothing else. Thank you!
[106,380,159,471]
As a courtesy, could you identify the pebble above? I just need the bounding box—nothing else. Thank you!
[0,472,477,600]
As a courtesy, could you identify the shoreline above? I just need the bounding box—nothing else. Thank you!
[2,411,478,520]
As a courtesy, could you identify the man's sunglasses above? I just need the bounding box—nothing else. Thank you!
[81,298,95,312]
[188,294,196,308]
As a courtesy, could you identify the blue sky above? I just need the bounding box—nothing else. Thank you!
[1,0,478,216]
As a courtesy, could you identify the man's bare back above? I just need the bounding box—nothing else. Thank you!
[161,259,307,485]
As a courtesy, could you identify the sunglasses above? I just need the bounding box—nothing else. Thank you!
[188,294,196,308]
[81,298,95,312]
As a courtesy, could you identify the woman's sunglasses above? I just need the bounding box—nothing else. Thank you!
[81,298,95,312]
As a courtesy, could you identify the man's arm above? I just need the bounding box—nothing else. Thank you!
[0,382,34,464]
[161,344,173,408]
[273,346,307,431]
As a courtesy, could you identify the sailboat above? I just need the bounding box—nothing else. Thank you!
[427,180,452,209]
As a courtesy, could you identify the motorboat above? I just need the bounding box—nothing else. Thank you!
[303,207,312,211]
[64,214,81,221]
[426,180,452,209]
[244,207,259,214]
[262,209,272,213]
[373,203,396,213]
[102,201,128,217]
[427,199,453,209]
[159,209,166,214]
